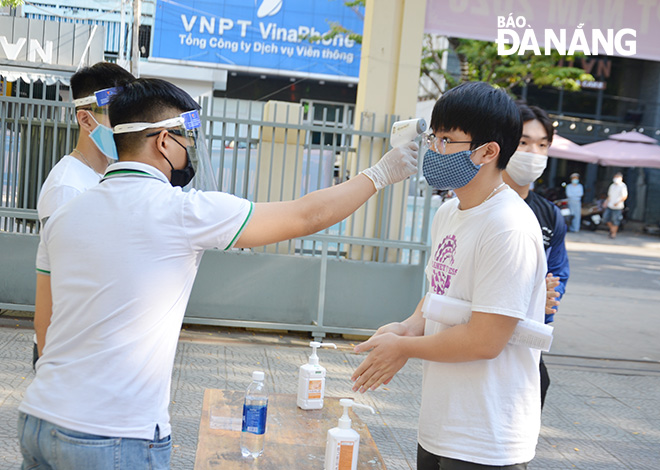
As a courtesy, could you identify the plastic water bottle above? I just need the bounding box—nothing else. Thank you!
[240,370,268,458]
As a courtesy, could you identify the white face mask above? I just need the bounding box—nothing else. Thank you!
[505,150,548,186]
[613,177,623,184]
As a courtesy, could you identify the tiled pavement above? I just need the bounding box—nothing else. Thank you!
[1,321,659,469]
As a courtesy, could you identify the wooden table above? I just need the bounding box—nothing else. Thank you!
[193,389,387,469]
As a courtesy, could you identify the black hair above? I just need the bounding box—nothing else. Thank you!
[109,78,200,155]
[516,101,554,144]
[70,62,135,103]
[430,82,522,169]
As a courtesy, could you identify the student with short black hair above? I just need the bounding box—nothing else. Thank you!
[352,81,546,470]
[37,62,135,225]
[18,78,418,469]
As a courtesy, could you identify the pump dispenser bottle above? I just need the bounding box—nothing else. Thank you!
[324,399,375,470]
[389,118,427,148]
[297,341,337,410]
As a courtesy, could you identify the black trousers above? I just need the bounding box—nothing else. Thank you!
[417,445,528,470]
[32,341,39,370]
[540,354,550,409]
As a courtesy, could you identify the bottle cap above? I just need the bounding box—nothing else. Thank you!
[308,341,337,365]
[252,370,265,381]
[337,398,375,429]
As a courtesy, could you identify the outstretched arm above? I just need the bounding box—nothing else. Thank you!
[235,143,418,248]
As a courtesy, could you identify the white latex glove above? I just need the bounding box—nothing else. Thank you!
[361,141,419,191]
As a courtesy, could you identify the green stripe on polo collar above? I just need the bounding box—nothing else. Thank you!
[104,169,152,177]
[101,169,164,182]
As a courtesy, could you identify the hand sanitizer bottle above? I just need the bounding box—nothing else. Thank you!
[324,399,375,470]
[297,341,336,410]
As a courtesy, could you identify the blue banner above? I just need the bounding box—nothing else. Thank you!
[152,0,364,79]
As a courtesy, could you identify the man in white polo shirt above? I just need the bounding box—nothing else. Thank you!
[18,78,418,469]
[32,62,134,368]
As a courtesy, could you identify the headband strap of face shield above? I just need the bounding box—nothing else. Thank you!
[113,110,218,191]
[112,116,186,135]
[73,87,120,108]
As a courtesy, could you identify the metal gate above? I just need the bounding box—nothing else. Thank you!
[0,81,433,337]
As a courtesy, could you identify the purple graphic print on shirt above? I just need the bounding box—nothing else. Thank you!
[430,235,458,294]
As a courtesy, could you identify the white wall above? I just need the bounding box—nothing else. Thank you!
[139,59,227,100]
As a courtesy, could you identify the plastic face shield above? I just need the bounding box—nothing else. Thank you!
[72,87,119,116]
[113,110,218,191]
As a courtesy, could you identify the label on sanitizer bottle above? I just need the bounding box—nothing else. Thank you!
[337,441,354,470]
[307,379,323,399]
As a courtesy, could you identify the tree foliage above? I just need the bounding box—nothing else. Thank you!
[0,0,24,7]
[420,37,593,99]
[300,0,364,44]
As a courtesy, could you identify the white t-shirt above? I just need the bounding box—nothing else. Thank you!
[420,188,547,466]
[607,182,628,210]
[21,162,253,440]
[36,155,102,224]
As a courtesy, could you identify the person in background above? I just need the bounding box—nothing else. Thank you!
[503,102,570,409]
[603,172,628,239]
[565,172,584,232]
[32,62,135,368]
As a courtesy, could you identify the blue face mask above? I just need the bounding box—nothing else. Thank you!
[88,112,119,160]
[422,143,486,190]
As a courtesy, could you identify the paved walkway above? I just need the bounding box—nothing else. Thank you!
[2,323,659,469]
[1,226,660,469]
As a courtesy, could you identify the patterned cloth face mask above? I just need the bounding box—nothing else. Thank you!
[422,141,487,190]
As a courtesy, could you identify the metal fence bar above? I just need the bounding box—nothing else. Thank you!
[217,98,227,191]
[8,95,21,231]
[313,240,330,341]
[288,106,303,254]
[22,82,34,217]
[365,114,377,260]
[1,81,8,215]
[64,101,74,168]
[49,82,61,174]
[0,207,39,219]
[34,84,48,224]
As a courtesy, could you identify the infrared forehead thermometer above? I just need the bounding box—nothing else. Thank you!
[390,118,427,148]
